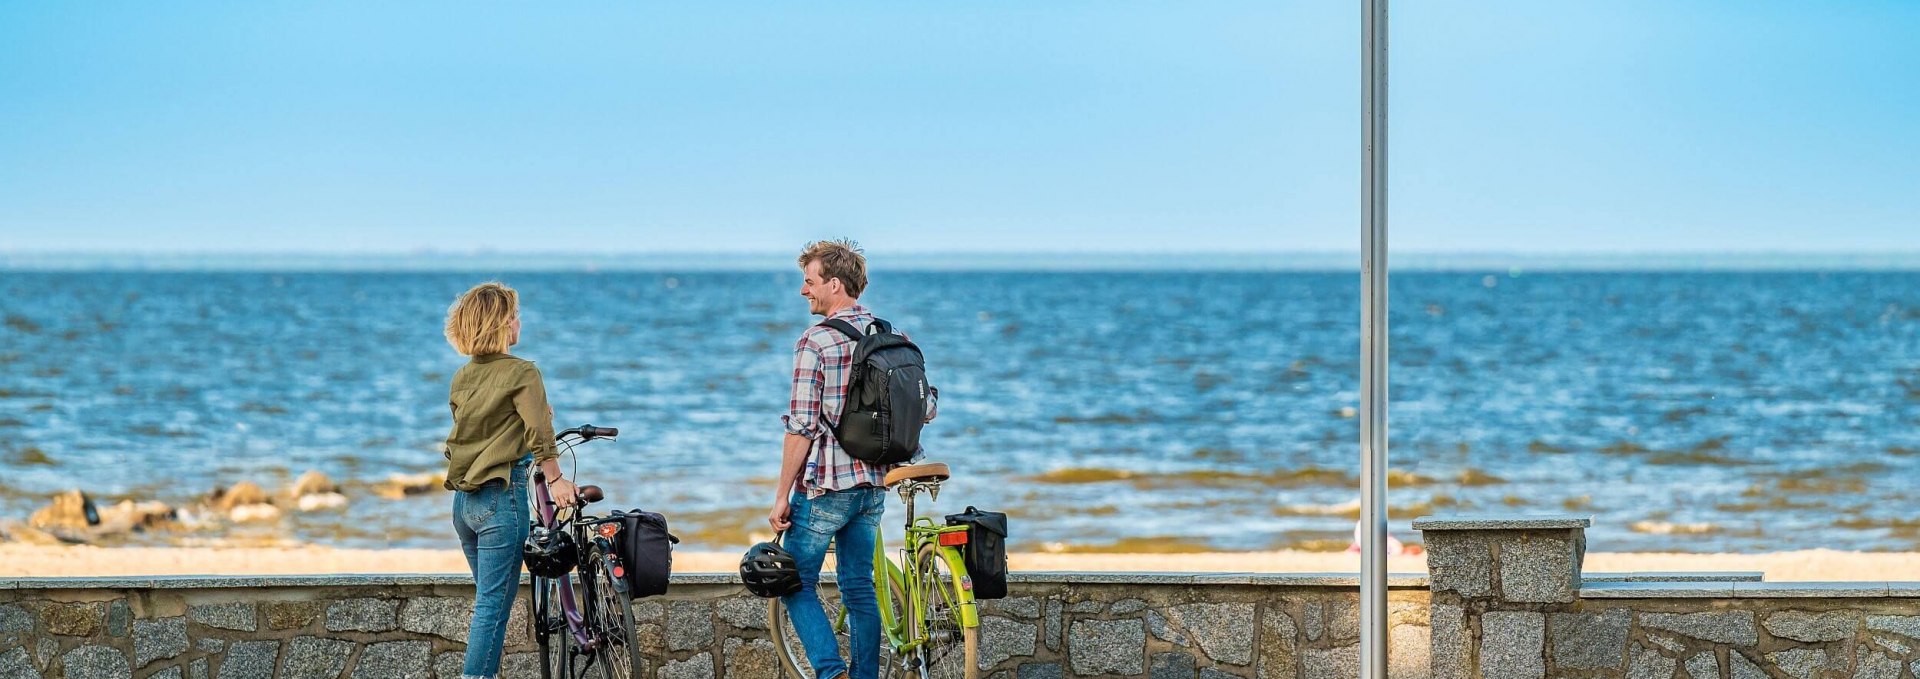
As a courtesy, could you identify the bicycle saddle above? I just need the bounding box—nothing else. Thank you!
[884,463,950,487]
[578,485,604,505]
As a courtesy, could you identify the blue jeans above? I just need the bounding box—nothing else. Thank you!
[781,486,886,679]
[452,457,532,679]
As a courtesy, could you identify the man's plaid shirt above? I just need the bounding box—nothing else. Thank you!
[783,304,936,498]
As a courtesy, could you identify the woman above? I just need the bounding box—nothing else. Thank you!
[442,281,579,679]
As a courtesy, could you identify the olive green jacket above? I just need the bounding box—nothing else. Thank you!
[443,353,558,492]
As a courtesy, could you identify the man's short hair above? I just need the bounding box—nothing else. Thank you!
[797,239,868,298]
[444,281,518,356]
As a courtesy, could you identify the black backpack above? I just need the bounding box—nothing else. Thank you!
[609,509,677,598]
[820,317,931,465]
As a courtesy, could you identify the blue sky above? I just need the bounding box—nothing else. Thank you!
[1,1,1915,255]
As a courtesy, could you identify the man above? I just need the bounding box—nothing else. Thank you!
[768,239,936,679]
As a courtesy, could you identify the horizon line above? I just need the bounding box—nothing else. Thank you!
[5,249,1920,272]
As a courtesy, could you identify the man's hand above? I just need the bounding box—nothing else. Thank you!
[549,478,580,509]
[767,495,792,533]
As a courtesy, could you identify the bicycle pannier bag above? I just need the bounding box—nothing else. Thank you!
[819,317,932,465]
[944,506,1008,600]
[611,508,678,598]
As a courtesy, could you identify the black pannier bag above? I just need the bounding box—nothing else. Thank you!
[944,506,1008,600]
[610,509,678,598]
[819,317,932,465]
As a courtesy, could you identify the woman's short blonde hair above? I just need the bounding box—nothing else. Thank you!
[445,282,519,356]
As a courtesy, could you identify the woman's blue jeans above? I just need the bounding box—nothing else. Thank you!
[452,457,531,679]
[781,486,886,679]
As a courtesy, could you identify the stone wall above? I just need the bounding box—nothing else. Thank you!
[1416,515,1920,679]
[0,573,1432,679]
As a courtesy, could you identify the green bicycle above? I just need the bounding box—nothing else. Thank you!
[768,462,981,679]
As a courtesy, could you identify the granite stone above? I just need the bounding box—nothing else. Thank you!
[1020,662,1065,679]
[1499,533,1580,603]
[133,617,188,668]
[282,637,353,679]
[716,597,768,630]
[1302,645,1359,679]
[1866,616,1920,640]
[980,616,1038,671]
[35,638,54,669]
[1875,636,1912,655]
[59,645,129,679]
[1069,619,1145,676]
[433,651,461,679]
[350,641,431,679]
[1067,600,1104,615]
[264,601,324,631]
[1646,635,1686,654]
[1639,612,1759,646]
[1168,603,1256,665]
[633,600,664,625]
[0,604,31,643]
[220,641,279,679]
[1429,603,1467,679]
[0,647,38,679]
[189,603,256,633]
[660,652,715,679]
[668,601,714,652]
[196,639,223,654]
[1480,611,1544,679]
[1150,653,1196,679]
[1422,532,1493,598]
[1304,602,1325,642]
[191,658,208,679]
[1327,599,1360,642]
[1200,668,1247,679]
[45,602,105,637]
[1390,623,1431,679]
[1045,599,1064,653]
[1412,516,1591,530]
[1856,652,1902,679]
[106,601,129,638]
[994,597,1041,619]
[1684,653,1718,679]
[326,598,397,633]
[1257,611,1298,679]
[1764,611,1857,643]
[724,637,778,679]
[1766,649,1827,679]
[1627,645,1677,679]
[150,668,182,679]
[1147,610,1188,646]
[399,598,469,641]
[1548,609,1631,670]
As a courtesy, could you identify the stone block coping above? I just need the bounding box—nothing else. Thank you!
[1584,571,1764,583]
[0,571,1430,591]
[1410,515,1593,531]
[1582,581,1919,599]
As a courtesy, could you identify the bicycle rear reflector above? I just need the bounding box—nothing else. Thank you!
[938,531,969,546]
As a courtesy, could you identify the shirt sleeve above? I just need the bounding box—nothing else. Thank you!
[782,337,827,439]
[515,363,560,463]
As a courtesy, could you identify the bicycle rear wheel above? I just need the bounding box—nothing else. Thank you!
[907,544,977,679]
[769,578,904,679]
[583,544,643,679]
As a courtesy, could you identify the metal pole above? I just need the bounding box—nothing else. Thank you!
[1360,0,1390,676]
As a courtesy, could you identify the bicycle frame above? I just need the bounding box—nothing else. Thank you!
[865,482,978,655]
[531,468,597,652]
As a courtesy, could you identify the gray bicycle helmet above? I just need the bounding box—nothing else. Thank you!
[740,534,802,598]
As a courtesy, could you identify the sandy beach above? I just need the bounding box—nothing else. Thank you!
[3,545,1914,582]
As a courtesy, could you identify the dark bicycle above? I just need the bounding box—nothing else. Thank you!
[527,425,643,679]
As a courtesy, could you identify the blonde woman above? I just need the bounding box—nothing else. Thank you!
[442,282,579,679]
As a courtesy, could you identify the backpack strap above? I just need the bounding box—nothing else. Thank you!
[819,319,865,341]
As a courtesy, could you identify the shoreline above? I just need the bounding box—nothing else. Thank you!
[3,545,1914,582]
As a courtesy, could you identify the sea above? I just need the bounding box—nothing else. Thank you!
[2,263,1917,553]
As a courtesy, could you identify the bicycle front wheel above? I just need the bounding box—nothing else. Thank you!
[769,578,905,679]
[583,544,643,679]
[531,575,575,679]
[909,544,978,679]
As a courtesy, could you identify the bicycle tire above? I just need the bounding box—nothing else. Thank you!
[532,575,575,679]
[769,576,906,679]
[907,543,977,679]
[583,544,644,679]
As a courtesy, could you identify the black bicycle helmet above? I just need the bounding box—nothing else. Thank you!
[740,535,802,598]
[523,526,579,578]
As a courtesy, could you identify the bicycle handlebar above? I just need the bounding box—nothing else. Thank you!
[556,424,619,442]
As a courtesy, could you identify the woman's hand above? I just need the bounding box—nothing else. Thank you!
[548,477,580,509]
